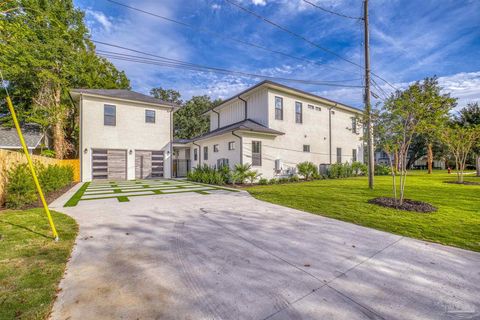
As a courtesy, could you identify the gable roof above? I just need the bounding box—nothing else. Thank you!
[0,124,44,149]
[173,119,284,144]
[70,89,179,108]
[203,80,363,115]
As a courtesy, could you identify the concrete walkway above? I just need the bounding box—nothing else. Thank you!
[50,184,480,319]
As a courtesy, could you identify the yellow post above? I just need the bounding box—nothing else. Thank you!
[5,96,59,240]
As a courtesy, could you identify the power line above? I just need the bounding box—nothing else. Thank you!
[105,0,358,75]
[225,0,398,91]
[302,0,363,20]
[93,41,364,87]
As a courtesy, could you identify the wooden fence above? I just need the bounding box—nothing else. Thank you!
[0,149,80,206]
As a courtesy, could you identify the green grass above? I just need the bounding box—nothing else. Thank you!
[63,182,90,207]
[0,209,78,319]
[246,170,480,252]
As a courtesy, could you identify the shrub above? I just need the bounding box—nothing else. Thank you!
[40,149,56,158]
[233,163,251,184]
[258,178,268,185]
[352,161,368,176]
[375,164,391,176]
[289,175,300,182]
[297,162,318,180]
[268,178,278,184]
[187,165,226,185]
[5,163,74,209]
[245,170,261,185]
[278,177,289,184]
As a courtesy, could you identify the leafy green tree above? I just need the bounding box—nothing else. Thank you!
[454,102,480,176]
[375,77,455,205]
[0,0,129,158]
[150,87,182,105]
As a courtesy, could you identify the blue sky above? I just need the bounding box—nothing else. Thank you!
[74,0,480,108]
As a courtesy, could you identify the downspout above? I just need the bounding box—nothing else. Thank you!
[170,109,173,178]
[329,104,336,164]
[239,96,247,120]
[79,94,83,181]
[232,130,243,165]
[212,109,220,129]
[192,141,201,166]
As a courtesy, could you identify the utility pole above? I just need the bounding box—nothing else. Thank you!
[364,0,374,189]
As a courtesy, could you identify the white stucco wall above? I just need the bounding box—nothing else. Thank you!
[80,95,173,181]
[188,133,241,169]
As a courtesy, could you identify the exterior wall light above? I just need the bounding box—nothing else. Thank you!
[129,149,133,155]
[83,148,88,154]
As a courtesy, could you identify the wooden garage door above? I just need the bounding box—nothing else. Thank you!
[135,150,164,179]
[92,149,127,180]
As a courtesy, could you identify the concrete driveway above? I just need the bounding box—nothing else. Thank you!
[50,183,480,320]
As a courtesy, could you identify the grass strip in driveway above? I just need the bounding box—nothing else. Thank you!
[0,208,78,319]
[246,171,480,252]
[64,182,90,207]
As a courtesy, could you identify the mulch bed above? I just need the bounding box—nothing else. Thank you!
[443,181,480,186]
[368,197,437,213]
[0,183,77,211]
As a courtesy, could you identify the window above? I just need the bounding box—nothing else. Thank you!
[336,147,342,163]
[308,104,314,110]
[275,96,283,120]
[104,105,116,126]
[145,109,155,123]
[295,102,303,123]
[303,145,310,152]
[351,117,357,134]
[213,144,219,152]
[315,106,321,111]
[228,141,236,150]
[352,149,357,162]
[252,141,262,166]
[194,148,198,161]
[204,146,208,160]
[217,158,229,168]
[185,148,191,160]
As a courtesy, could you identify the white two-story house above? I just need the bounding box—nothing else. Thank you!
[173,81,364,179]
[70,89,178,182]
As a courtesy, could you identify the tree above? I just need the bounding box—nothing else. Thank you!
[455,102,480,176]
[375,78,455,206]
[0,0,130,158]
[175,96,221,139]
[440,125,480,183]
[150,87,182,105]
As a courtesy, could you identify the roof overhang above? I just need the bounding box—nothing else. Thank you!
[69,91,179,110]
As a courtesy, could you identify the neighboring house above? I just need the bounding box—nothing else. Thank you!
[0,123,46,154]
[70,89,178,182]
[374,151,446,169]
[173,81,364,179]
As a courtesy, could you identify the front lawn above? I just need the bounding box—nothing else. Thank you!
[0,209,78,319]
[246,171,480,252]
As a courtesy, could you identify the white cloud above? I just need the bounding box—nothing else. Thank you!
[85,9,113,32]
[251,0,267,6]
[211,4,221,10]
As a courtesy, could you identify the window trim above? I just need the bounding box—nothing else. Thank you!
[203,146,208,161]
[275,96,283,120]
[145,109,156,123]
[194,148,198,161]
[351,117,358,134]
[104,104,116,126]
[252,141,262,166]
[352,149,357,162]
[303,144,310,153]
[295,101,303,124]
[336,147,342,163]
[213,144,219,152]
[228,141,236,150]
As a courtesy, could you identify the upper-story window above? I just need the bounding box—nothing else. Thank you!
[104,104,116,126]
[228,141,236,150]
[295,102,303,123]
[275,96,283,120]
[308,104,314,110]
[303,145,310,152]
[351,117,358,134]
[213,144,219,152]
[204,146,208,160]
[145,109,155,123]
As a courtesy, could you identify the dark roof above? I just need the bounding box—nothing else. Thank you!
[203,80,363,115]
[0,124,44,149]
[174,119,284,144]
[70,89,179,108]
